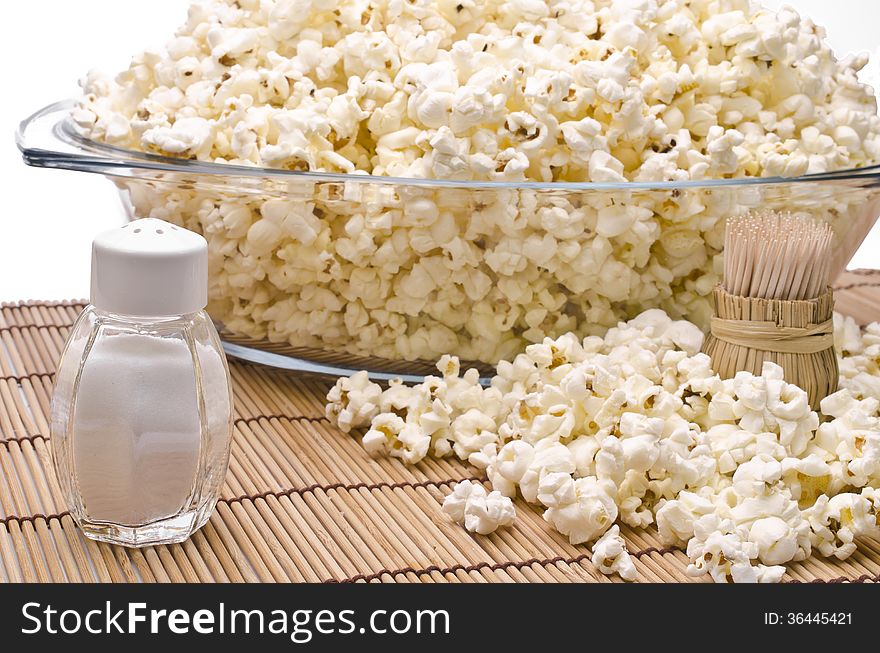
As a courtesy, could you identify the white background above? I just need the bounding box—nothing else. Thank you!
[2,0,879,301]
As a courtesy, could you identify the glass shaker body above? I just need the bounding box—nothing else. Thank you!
[51,306,232,547]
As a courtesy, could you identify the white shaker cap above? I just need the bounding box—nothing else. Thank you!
[90,218,208,317]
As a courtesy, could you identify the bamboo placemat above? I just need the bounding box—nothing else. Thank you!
[2,270,879,583]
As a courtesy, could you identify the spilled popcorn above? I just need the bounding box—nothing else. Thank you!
[591,525,637,581]
[327,310,880,583]
[441,480,516,535]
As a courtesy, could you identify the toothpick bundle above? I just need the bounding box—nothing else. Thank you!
[703,210,838,409]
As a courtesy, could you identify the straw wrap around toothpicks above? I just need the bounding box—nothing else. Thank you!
[702,210,838,409]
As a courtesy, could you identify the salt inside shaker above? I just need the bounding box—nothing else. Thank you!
[51,218,233,547]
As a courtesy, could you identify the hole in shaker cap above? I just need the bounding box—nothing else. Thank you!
[156,229,164,234]
[133,228,141,233]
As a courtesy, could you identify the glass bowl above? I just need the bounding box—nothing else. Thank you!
[18,101,880,381]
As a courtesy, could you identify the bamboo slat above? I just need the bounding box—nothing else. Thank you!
[0,270,878,583]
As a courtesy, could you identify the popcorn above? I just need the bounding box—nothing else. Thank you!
[686,526,760,583]
[591,525,637,582]
[710,362,819,456]
[325,371,383,432]
[76,0,880,365]
[702,425,787,474]
[329,310,880,582]
[362,414,431,464]
[834,314,866,357]
[806,493,876,559]
[519,440,576,504]
[686,516,786,583]
[442,480,516,535]
[617,413,663,473]
[142,117,214,157]
[731,455,783,497]
[440,480,478,524]
[567,435,600,478]
[595,436,625,487]
[450,409,498,463]
[537,471,578,509]
[543,476,619,545]
[748,516,801,566]
[488,440,535,498]
[665,320,705,357]
[814,389,880,488]
[655,490,715,547]
[781,455,833,507]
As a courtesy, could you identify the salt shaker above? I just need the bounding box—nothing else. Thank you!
[51,218,232,547]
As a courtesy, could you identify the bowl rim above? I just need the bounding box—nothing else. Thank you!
[18,99,880,190]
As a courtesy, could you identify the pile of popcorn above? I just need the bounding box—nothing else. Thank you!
[73,0,880,363]
[77,0,879,180]
[326,310,880,582]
